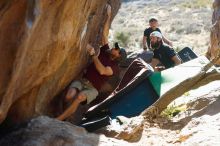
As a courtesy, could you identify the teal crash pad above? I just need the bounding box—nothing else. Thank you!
[149,56,210,96]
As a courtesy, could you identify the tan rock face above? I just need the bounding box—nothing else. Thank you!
[207,0,220,64]
[0,0,120,124]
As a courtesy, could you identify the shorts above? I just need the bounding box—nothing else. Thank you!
[69,79,98,104]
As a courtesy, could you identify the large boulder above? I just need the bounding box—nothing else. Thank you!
[0,116,131,146]
[0,0,120,124]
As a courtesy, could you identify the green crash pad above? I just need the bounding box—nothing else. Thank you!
[149,56,210,96]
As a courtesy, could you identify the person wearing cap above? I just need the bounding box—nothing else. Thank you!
[150,31,181,71]
[143,17,173,51]
[57,4,127,121]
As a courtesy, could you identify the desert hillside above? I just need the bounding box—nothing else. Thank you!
[111,0,212,55]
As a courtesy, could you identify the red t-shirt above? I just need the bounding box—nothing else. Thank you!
[84,44,119,90]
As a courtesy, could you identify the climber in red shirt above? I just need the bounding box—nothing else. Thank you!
[57,4,127,121]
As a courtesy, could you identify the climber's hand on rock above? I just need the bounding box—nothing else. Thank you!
[87,44,95,56]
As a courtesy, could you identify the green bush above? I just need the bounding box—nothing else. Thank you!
[114,32,130,47]
[161,105,182,119]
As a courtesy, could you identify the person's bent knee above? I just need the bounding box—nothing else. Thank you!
[65,88,77,101]
[76,92,87,103]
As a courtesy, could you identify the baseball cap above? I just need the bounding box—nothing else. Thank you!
[114,42,127,63]
[149,17,158,23]
[150,31,162,39]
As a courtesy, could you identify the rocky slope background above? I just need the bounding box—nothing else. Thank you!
[111,0,212,55]
[0,0,220,146]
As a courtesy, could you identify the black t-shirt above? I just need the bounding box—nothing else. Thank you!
[153,44,176,69]
[144,27,161,48]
